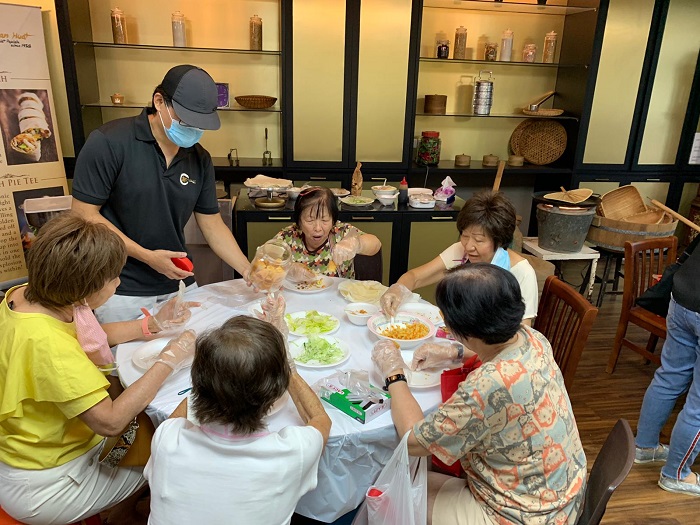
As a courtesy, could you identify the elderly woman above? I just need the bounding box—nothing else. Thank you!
[0,214,195,525]
[381,191,537,325]
[273,187,381,281]
[372,264,586,525]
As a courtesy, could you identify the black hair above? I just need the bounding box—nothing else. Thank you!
[435,263,524,345]
[146,86,172,115]
[455,191,516,249]
[293,187,339,227]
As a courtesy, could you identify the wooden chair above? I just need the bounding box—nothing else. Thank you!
[534,276,598,391]
[575,419,635,525]
[353,248,383,282]
[606,237,677,374]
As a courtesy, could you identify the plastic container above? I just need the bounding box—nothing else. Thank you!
[398,177,409,205]
[416,131,441,166]
[453,26,467,60]
[172,11,186,47]
[543,31,558,63]
[500,29,513,62]
[110,7,127,44]
[249,240,292,292]
[250,15,262,51]
[523,43,537,63]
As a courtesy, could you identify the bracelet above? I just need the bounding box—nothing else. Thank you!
[141,315,153,337]
[383,373,407,391]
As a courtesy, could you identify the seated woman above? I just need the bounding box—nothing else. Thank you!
[146,313,331,525]
[0,214,195,525]
[381,191,538,325]
[273,187,381,281]
[372,264,586,525]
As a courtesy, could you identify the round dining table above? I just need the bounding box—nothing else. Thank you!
[116,278,442,523]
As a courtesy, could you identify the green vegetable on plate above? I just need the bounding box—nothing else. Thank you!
[297,336,344,364]
[285,310,338,334]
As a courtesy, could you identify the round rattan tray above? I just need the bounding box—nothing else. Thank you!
[509,120,535,155]
[522,108,564,117]
[519,120,567,165]
[235,95,277,109]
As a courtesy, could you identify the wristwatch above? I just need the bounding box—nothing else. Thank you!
[453,342,464,361]
[383,373,408,391]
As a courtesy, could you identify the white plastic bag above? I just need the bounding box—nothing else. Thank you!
[352,431,428,525]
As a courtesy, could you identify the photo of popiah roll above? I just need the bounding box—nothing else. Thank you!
[19,116,51,139]
[10,132,42,162]
[17,92,43,109]
[0,89,57,165]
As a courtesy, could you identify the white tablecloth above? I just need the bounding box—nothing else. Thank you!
[116,278,441,522]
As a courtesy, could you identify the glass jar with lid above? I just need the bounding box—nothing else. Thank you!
[172,11,186,47]
[453,27,467,60]
[416,131,441,166]
[543,31,558,63]
[249,240,292,292]
[522,43,537,63]
[436,40,450,59]
[110,7,128,44]
[250,15,263,51]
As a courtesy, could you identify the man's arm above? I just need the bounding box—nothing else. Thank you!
[194,211,252,277]
[72,199,193,280]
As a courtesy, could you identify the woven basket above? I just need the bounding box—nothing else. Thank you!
[621,209,669,225]
[509,120,535,155]
[522,108,564,117]
[234,95,277,109]
[597,186,647,221]
[519,120,567,165]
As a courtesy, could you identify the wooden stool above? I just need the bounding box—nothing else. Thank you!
[0,508,102,525]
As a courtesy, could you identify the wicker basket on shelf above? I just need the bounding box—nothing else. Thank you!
[234,95,277,109]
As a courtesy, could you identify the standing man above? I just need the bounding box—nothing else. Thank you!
[635,245,700,496]
[72,65,251,322]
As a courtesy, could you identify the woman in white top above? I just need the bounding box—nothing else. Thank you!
[381,191,538,326]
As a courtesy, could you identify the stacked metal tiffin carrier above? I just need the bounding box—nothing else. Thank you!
[472,70,494,115]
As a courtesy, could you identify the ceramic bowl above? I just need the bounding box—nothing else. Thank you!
[371,185,398,197]
[367,312,436,350]
[376,194,398,206]
[344,302,379,325]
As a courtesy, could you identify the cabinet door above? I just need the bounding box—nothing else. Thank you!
[407,220,458,304]
[246,219,293,258]
[347,221,393,285]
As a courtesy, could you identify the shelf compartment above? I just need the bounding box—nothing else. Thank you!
[423,0,596,16]
[81,102,282,113]
[416,112,578,121]
[73,41,281,56]
[212,157,284,169]
[419,57,587,68]
[411,160,572,174]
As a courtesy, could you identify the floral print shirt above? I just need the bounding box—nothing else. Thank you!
[274,222,363,279]
[414,326,586,525]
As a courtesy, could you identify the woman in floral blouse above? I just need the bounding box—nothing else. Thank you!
[273,187,381,280]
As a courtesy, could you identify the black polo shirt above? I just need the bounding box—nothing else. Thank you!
[72,109,219,296]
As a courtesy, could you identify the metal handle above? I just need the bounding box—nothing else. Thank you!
[478,70,493,81]
[351,216,375,221]
[431,216,453,220]
[309,176,327,180]
[528,91,555,111]
[268,216,292,220]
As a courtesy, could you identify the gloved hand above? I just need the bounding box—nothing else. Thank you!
[257,292,288,340]
[332,234,361,265]
[153,295,200,331]
[286,262,317,283]
[411,342,462,371]
[380,283,413,318]
[371,340,406,378]
[155,329,196,372]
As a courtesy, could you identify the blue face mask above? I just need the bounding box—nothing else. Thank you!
[159,104,204,148]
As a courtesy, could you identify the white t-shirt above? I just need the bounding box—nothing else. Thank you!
[145,418,324,525]
[439,242,539,319]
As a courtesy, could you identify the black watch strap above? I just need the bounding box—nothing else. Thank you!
[383,373,408,391]
[453,343,464,361]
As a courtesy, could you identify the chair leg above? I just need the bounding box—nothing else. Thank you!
[607,316,629,374]
[597,254,613,308]
[612,254,623,292]
[643,334,660,365]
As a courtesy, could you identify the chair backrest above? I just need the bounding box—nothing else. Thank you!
[354,248,383,282]
[534,276,598,391]
[575,419,634,525]
[623,237,678,309]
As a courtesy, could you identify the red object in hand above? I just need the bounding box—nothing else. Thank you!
[367,488,383,497]
[171,257,194,272]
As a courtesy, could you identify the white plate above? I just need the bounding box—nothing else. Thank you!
[405,367,442,389]
[282,276,333,294]
[289,336,351,369]
[338,280,388,304]
[398,303,444,326]
[285,310,340,336]
[131,338,194,372]
[268,391,290,416]
[339,196,375,207]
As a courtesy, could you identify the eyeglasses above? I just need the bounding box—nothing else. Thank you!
[164,103,201,131]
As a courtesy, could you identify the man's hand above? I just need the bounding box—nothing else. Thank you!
[146,250,194,280]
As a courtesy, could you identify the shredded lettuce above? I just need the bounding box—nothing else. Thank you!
[285,310,338,335]
[297,336,344,364]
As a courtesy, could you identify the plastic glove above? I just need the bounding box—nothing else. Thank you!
[332,235,361,265]
[380,283,413,318]
[411,342,460,371]
[371,340,406,378]
[153,295,199,331]
[155,329,196,372]
[257,292,288,339]
[286,262,317,283]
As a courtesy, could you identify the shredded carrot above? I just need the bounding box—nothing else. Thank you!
[380,321,429,340]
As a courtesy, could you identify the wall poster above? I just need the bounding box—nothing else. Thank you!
[0,3,68,289]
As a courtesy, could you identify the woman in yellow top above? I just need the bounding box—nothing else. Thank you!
[0,214,195,525]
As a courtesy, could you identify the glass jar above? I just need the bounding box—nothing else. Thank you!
[500,29,513,62]
[249,240,292,292]
[453,27,467,60]
[436,40,450,59]
[172,11,186,47]
[416,131,441,166]
[522,43,537,63]
[110,7,127,44]
[543,31,558,63]
[250,15,263,51]
[484,42,498,61]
